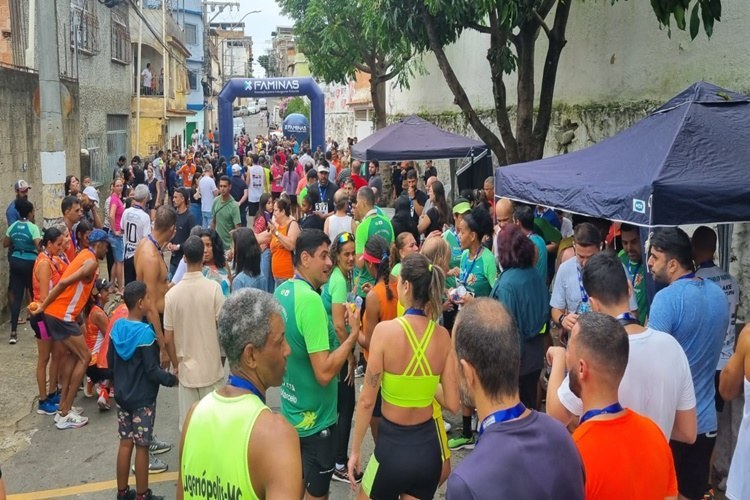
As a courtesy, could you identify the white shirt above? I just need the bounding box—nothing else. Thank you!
[198,175,217,213]
[141,67,152,87]
[696,263,739,369]
[550,257,638,313]
[121,205,152,260]
[560,217,574,238]
[558,327,696,439]
[247,165,265,203]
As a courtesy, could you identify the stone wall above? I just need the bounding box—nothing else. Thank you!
[0,68,80,317]
[325,112,355,146]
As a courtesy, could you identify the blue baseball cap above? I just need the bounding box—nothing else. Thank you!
[89,229,109,244]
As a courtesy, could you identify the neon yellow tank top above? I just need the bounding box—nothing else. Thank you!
[381,317,441,408]
[181,391,267,500]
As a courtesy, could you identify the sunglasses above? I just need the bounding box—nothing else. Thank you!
[337,232,354,245]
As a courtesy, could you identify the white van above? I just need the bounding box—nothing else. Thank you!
[233,117,244,137]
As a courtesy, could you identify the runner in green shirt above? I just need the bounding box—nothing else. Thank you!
[211,177,241,252]
[273,229,359,498]
[455,206,497,299]
[353,187,394,298]
[618,223,649,324]
[444,198,471,289]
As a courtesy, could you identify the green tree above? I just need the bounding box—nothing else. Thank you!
[284,97,311,119]
[257,54,274,77]
[379,0,722,164]
[278,0,415,130]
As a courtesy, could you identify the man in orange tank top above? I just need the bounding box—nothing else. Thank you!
[33,229,110,429]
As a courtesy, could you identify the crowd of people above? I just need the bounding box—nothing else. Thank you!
[2,129,749,500]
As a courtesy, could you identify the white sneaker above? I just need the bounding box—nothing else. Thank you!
[444,421,452,433]
[55,411,88,429]
[71,406,84,415]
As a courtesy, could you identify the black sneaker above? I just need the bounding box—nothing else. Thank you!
[139,489,164,500]
[332,467,363,484]
[115,486,136,499]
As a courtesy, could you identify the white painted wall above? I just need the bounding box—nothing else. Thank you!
[390,1,750,113]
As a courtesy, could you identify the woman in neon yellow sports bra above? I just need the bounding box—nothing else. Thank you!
[348,253,460,500]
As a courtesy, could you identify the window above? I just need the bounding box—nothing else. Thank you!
[185,23,197,46]
[70,0,100,55]
[106,115,128,183]
[188,70,197,90]
[110,10,131,64]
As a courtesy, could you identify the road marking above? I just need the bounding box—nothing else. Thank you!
[8,472,179,499]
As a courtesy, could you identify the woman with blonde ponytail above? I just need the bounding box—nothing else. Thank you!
[348,253,460,499]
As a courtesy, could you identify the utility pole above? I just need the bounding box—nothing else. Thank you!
[37,0,67,224]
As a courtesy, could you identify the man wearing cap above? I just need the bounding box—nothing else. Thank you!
[6,180,31,225]
[33,228,111,429]
[315,165,338,217]
[82,185,103,229]
[121,185,152,285]
[230,164,249,227]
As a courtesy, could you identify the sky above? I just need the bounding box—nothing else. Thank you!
[212,0,294,77]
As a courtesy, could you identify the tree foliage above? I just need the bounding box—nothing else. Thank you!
[257,54,273,77]
[277,0,415,129]
[283,97,311,119]
[378,0,721,164]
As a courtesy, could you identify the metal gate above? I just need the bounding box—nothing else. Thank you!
[106,114,129,180]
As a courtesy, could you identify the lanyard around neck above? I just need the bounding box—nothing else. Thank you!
[478,402,526,439]
[227,375,265,404]
[579,402,623,425]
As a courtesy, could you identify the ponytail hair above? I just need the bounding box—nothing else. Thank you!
[41,227,63,248]
[364,235,392,300]
[400,253,445,321]
[390,232,413,270]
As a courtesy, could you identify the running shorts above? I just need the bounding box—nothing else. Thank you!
[362,417,442,500]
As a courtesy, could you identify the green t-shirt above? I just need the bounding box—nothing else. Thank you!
[320,266,350,349]
[443,227,461,289]
[275,279,338,437]
[211,196,241,251]
[460,247,497,297]
[6,220,40,260]
[619,250,648,325]
[354,211,394,297]
[390,262,401,278]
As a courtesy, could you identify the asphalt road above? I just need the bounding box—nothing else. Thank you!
[0,319,462,499]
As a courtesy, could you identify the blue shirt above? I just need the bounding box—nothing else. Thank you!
[6,199,19,225]
[648,278,729,434]
[231,271,264,293]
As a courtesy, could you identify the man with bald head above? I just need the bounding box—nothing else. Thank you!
[493,198,514,259]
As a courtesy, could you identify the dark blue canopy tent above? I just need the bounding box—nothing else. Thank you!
[351,115,487,162]
[496,82,750,228]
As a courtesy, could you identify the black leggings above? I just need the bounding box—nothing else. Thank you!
[86,366,113,383]
[365,417,442,500]
[334,363,355,465]
[9,256,34,333]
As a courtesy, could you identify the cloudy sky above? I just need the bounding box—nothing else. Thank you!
[213,0,294,77]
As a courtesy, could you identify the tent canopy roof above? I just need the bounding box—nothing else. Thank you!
[351,115,487,162]
[496,82,750,227]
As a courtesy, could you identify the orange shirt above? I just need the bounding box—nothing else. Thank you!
[178,163,196,187]
[363,279,399,360]
[270,221,296,280]
[573,409,677,500]
[84,305,106,366]
[32,252,68,302]
[45,248,98,322]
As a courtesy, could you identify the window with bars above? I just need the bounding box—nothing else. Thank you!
[188,70,197,90]
[70,0,100,55]
[111,11,131,64]
[185,23,197,46]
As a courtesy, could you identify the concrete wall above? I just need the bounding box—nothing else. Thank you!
[0,68,80,316]
[390,1,750,114]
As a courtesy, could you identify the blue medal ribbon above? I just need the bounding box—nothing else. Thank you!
[227,375,266,404]
[459,248,482,285]
[478,402,526,438]
[404,308,426,316]
[615,312,640,327]
[294,273,318,292]
[579,402,623,425]
[577,265,589,306]
[678,272,696,281]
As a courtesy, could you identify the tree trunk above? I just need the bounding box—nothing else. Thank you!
[421,7,508,164]
[515,25,539,162]
[370,75,388,130]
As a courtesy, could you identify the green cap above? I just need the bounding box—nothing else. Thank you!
[452,199,471,215]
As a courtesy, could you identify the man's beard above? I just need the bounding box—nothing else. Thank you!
[458,376,474,408]
[569,367,582,398]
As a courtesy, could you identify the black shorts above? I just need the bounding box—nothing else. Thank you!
[30,313,51,340]
[714,371,725,412]
[117,404,156,447]
[299,424,336,497]
[372,389,383,418]
[670,433,717,499]
[287,194,297,206]
[124,257,136,285]
[363,417,442,500]
[247,202,260,217]
[45,315,83,341]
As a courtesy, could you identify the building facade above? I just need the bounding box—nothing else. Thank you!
[179,0,205,145]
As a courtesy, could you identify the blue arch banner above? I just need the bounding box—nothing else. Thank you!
[218,77,325,160]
